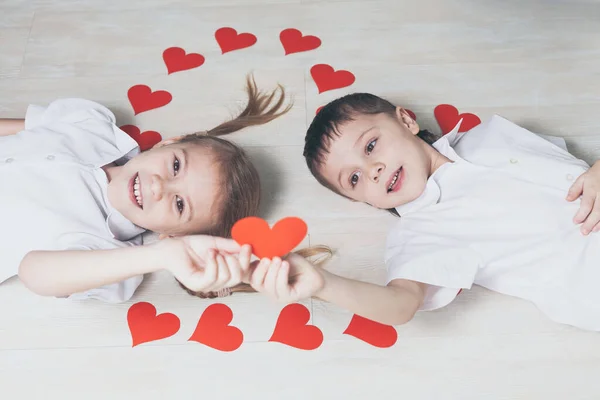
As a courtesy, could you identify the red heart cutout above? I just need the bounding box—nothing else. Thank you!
[127,302,180,347]
[280,28,321,55]
[119,125,162,151]
[269,304,323,350]
[188,304,243,352]
[310,64,355,94]
[343,314,397,348]
[231,216,307,259]
[162,47,205,74]
[434,104,481,135]
[127,85,172,115]
[215,27,257,54]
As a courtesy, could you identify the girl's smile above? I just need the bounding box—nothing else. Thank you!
[130,173,143,209]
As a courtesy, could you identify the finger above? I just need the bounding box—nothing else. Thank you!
[225,254,242,285]
[239,245,252,273]
[580,199,600,235]
[213,254,230,289]
[593,220,600,233]
[264,258,282,298]
[201,249,218,288]
[275,261,291,301]
[573,192,595,224]
[566,175,585,201]
[212,237,242,253]
[250,258,270,290]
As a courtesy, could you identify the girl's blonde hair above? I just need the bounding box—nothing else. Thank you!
[169,73,332,298]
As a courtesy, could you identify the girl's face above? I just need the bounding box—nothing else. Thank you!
[318,107,443,210]
[105,140,221,236]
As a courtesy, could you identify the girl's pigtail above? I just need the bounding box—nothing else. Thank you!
[205,73,293,137]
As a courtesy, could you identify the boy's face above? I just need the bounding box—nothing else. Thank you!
[106,140,221,236]
[318,108,437,210]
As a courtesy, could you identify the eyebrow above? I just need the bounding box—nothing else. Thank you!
[337,127,376,189]
[181,148,194,224]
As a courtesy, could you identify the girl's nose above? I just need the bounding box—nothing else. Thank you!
[150,174,164,201]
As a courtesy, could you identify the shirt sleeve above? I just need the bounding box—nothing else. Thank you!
[25,98,116,130]
[53,233,144,304]
[385,229,481,311]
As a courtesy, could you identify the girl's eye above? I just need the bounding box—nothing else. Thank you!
[176,196,184,214]
[366,139,377,155]
[173,157,180,175]
[350,172,360,187]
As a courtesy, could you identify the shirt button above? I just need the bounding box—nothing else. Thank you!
[46,155,55,160]
[510,158,518,164]
[5,158,14,163]
[566,174,574,181]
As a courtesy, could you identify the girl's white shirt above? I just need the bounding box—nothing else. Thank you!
[0,98,146,303]
[385,115,600,331]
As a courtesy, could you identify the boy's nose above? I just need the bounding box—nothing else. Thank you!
[370,163,385,183]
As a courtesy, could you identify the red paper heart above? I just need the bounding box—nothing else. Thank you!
[343,314,397,348]
[127,85,172,115]
[162,47,205,74]
[280,28,321,55]
[119,125,162,151]
[188,304,243,352]
[127,302,180,347]
[215,27,257,54]
[310,64,355,94]
[269,304,323,350]
[434,104,481,135]
[231,216,307,259]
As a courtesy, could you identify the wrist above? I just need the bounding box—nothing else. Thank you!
[144,239,177,273]
[314,268,336,301]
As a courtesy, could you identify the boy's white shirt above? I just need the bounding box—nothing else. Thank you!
[0,98,146,303]
[385,115,600,331]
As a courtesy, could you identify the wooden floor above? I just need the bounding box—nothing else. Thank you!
[2,0,600,398]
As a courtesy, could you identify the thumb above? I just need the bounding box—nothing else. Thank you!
[567,175,584,201]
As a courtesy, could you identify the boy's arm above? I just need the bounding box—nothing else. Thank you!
[316,271,426,326]
[0,119,25,136]
[18,243,167,297]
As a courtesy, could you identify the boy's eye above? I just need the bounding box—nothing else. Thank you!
[176,196,184,214]
[173,157,180,174]
[366,139,377,155]
[350,172,361,187]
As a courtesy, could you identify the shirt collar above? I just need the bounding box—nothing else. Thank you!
[393,119,464,216]
[105,209,146,241]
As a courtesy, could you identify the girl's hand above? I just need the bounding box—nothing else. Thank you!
[567,161,600,235]
[160,236,252,292]
[246,252,324,303]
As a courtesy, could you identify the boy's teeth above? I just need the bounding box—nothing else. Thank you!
[388,170,399,190]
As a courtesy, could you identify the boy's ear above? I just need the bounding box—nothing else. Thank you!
[158,233,171,240]
[395,106,420,135]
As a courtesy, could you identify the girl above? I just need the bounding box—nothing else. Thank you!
[0,74,291,303]
[245,92,600,332]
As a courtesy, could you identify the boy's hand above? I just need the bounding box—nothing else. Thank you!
[567,161,600,235]
[246,252,324,303]
[159,236,252,292]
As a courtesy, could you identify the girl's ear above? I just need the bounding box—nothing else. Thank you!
[154,135,185,149]
[395,106,420,135]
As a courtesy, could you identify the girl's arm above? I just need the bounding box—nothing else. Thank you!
[19,236,251,298]
[19,243,167,297]
[316,271,426,326]
[0,119,25,136]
